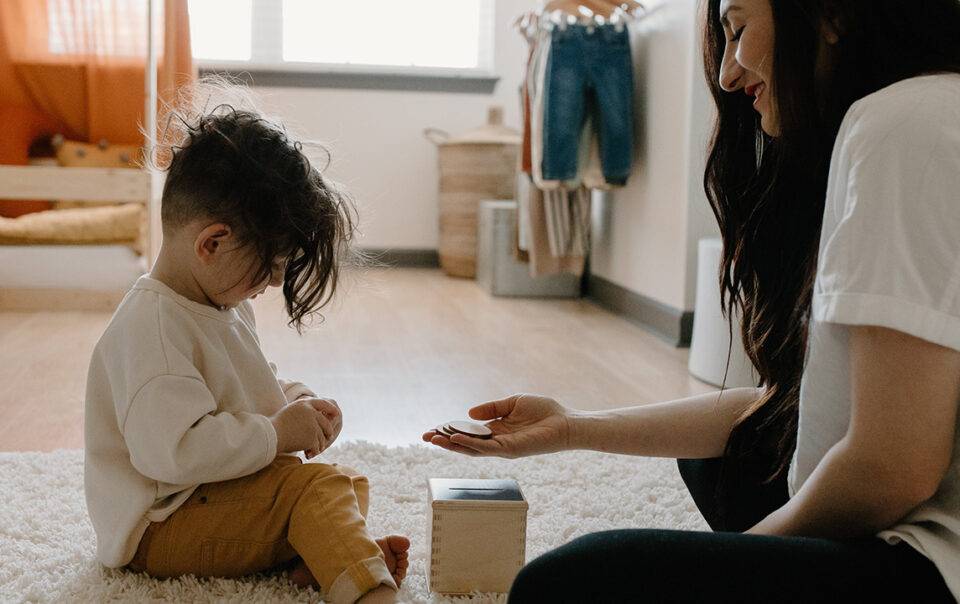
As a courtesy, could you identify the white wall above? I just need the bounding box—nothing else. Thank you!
[251,0,540,250]
[589,0,719,312]
[251,0,717,313]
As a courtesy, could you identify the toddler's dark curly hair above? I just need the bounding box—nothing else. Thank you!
[160,103,356,331]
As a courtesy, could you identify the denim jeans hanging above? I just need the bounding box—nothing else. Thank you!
[541,24,634,186]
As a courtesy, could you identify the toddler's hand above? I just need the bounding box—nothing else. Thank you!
[270,398,339,457]
[300,397,343,459]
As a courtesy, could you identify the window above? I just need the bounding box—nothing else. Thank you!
[187,0,494,76]
[188,0,252,61]
[46,0,156,57]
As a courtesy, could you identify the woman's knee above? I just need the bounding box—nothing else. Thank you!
[509,550,561,603]
[509,532,615,603]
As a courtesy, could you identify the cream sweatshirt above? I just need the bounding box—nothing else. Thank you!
[84,275,314,568]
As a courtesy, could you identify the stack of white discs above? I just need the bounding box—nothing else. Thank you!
[435,420,493,440]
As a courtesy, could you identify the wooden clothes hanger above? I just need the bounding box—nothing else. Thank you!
[543,0,615,19]
[513,11,541,42]
[608,0,643,13]
[595,0,645,22]
[540,0,644,24]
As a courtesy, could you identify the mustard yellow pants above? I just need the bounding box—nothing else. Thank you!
[128,456,394,603]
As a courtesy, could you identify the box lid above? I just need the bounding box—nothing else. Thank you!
[429,478,527,509]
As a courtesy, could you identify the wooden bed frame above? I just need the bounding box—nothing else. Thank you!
[0,0,161,312]
[0,165,158,311]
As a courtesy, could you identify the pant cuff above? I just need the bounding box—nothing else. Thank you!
[602,174,629,186]
[326,556,396,604]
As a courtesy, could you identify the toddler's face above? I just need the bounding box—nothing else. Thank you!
[209,247,286,310]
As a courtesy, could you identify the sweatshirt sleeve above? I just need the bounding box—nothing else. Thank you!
[237,301,316,403]
[123,374,278,485]
[269,361,317,403]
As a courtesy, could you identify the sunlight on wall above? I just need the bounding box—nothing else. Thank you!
[188,0,252,60]
[187,0,483,69]
[284,0,481,68]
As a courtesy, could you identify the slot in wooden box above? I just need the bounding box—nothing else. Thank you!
[427,478,528,594]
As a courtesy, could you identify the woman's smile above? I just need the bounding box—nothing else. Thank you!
[744,82,765,108]
[753,83,765,109]
[717,0,778,134]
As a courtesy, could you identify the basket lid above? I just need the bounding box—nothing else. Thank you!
[428,107,521,146]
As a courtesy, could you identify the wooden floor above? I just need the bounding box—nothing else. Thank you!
[0,268,712,451]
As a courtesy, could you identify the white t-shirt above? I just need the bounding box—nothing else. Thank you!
[789,73,960,597]
[84,276,314,568]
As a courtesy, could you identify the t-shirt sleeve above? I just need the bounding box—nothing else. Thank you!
[123,374,277,485]
[813,90,960,352]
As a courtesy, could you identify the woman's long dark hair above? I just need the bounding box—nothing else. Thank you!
[702,0,960,519]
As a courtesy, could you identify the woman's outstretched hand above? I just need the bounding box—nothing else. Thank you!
[422,394,575,458]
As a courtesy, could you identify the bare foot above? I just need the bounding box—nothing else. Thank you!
[376,535,410,588]
[287,558,320,590]
[357,584,397,604]
[286,536,409,592]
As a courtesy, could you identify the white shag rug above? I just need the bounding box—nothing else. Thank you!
[0,443,709,603]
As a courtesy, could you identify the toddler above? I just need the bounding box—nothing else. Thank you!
[84,101,407,604]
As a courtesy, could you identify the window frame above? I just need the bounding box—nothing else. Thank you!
[190,0,499,92]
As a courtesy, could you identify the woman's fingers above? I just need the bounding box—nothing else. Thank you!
[469,394,521,421]
[428,434,482,456]
[436,433,507,456]
[449,433,507,455]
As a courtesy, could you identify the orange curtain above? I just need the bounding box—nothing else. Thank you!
[0,0,195,149]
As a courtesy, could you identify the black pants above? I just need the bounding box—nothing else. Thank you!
[508,456,953,603]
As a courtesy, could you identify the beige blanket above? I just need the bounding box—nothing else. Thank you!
[0,204,143,252]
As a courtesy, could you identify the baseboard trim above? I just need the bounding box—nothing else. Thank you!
[361,248,440,268]
[585,274,693,347]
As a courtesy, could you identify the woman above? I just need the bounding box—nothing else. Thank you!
[424,0,960,601]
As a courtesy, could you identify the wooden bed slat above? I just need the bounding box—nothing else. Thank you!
[0,166,150,202]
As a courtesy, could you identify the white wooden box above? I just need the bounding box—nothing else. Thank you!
[427,478,528,594]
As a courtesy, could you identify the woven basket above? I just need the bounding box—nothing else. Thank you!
[427,107,521,278]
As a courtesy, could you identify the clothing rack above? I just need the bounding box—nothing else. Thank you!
[513,1,643,278]
[532,0,643,29]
